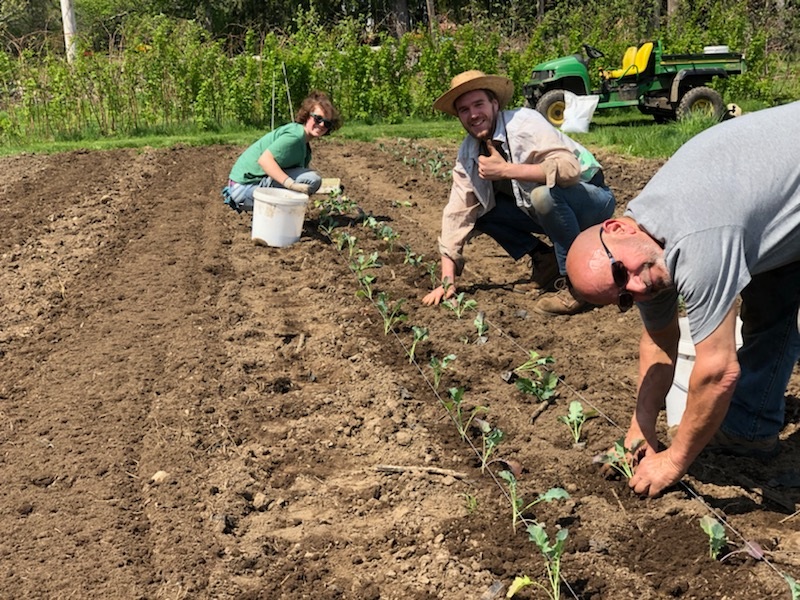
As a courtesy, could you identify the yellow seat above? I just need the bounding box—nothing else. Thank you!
[632,42,654,75]
[602,46,638,79]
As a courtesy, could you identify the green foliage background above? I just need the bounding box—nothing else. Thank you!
[0,1,797,145]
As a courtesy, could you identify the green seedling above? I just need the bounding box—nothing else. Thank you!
[785,574,800,600]
[361,215,380,231]
[391,200,413,208]
[558,400,597,445]
[515,350,555,375]
[443,292,478,319]
[592,437,644,480]
[377,224,399,252]
[408,325,429,363]
[473,417,505,473]
[318,212,336,236]
[498,470,570,533]
[355,274,376,300]
[474,311,488,341]
[427,157,444,176]
[350,251,382,277]
[462,492,478,514]
[516,373,559,402]
[374,292,407,335]
[335,231,358,257]
[700,515,728,560]
[429,353,456,390]
[526,524,569,600]
[403,246,424,266]
[514,351,559,402]
[443,387,487,441]
[699,515,727,559]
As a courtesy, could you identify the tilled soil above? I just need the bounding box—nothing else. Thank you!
[1,138,799,600]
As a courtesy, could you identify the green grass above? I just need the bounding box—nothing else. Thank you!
[0,104,773,159]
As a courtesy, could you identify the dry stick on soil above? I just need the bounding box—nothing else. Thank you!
[375,464,468,479]
[530,399,551,423]
[780,508,800,524]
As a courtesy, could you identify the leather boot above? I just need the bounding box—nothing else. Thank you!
[533,277,589,316]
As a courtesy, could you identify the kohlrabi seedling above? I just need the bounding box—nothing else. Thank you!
[526,523,569,600]
[784,574,800,600]
[407,325,429,363]
[403,246,424,266]
[699,515,727,559]
[473,311,488,343]
[429,353,456,391]
[592,437,644,480]
[498,469,570,533]
[558,400,597,446]
[443,387,487,441]
[472,417,504,473]
[355,274,376,300]
[443,291,478,319]
[514,351,559,402]
[349,250,382,277]
[374,292,407,335]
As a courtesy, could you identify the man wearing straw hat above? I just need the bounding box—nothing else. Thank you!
[422,70,615,315]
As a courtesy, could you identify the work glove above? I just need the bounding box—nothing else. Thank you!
[283,177,311,195]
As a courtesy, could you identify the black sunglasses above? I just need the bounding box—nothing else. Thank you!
[311,113,333,129]
[598,228,634,312]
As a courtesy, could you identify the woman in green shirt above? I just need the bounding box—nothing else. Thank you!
[223,90,342,213]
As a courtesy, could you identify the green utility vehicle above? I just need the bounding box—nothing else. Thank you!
[522,41,745,126]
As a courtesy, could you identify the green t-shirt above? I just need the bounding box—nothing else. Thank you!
[228,122,311,184]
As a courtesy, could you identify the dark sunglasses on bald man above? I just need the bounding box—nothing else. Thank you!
[599,227,634,312]
[311,113,333,130]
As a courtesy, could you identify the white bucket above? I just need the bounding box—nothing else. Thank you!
[665,316,743,426]
[251,187,309,247]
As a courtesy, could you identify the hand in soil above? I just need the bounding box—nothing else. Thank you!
[629,448,685,497]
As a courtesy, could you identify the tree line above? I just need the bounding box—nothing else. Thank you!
[2,0,798,56]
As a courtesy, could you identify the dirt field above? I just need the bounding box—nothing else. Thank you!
[1,137,799,600]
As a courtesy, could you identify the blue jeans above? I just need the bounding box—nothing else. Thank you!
[222,167,321,212]
[475,175,616,274]
[721,260,800,440]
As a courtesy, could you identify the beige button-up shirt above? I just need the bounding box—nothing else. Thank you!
[438,108,601,273]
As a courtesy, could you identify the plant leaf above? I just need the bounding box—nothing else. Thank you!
[506,575,533,598]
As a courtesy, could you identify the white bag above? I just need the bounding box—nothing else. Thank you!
[560,91,600,133]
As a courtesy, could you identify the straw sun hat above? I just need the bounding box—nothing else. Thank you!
[433,70,514,116]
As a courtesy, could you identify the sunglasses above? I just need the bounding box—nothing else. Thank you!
[310,113,333,130]
[598,228,634,312]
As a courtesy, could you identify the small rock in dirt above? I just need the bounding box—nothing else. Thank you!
[17,503,33,516]
[440,475,456,486]
[395,430,413,446]
[253,492,271,511]
[150,470,171,485]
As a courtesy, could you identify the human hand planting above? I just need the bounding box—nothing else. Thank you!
[628,448,685,498]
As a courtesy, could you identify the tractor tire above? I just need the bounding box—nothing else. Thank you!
[676,86,725,121]
[536,90,566,128]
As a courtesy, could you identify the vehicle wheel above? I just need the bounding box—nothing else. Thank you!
[676,86,725,121]
[536,90,566,127]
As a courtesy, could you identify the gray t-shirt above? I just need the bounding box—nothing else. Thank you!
[626,101,800,343]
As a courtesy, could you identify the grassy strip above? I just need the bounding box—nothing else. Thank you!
[0,102,771,160]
